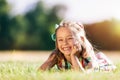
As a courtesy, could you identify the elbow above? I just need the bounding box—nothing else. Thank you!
[38,65,47,71]
[86,62,93,69]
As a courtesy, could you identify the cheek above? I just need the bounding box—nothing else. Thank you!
[69,40,76,46]
[57,44,60,48]
[56,41,61,48]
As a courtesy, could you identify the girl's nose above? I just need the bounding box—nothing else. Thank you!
[63,39,68,45]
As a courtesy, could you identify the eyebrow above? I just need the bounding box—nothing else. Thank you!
[57,35,73,39]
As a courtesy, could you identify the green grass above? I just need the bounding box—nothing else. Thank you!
[0,61,120,80]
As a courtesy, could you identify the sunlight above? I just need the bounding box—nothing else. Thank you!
[112,23,120,37]
[113,26,120,36]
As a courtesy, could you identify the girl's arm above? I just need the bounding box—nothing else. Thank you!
[83,50,93,69]
[71,54,85,71]
[70,46,85,72]
[38,50,58,71]
[82,45,95,69]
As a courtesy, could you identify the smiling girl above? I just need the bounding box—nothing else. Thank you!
[38,20,116,72]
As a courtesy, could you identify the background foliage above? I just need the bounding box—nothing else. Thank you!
[0,0,120,50]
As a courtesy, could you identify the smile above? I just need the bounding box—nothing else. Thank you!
[62,47,71,51]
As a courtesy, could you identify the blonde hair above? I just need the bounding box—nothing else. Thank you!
[55,20,89,49]
[55,20,85,45]
[55,20,98,64]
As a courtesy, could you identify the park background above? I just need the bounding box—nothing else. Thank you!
[0,0,120,79]
[0,0,120,61]
[0,0,120,51]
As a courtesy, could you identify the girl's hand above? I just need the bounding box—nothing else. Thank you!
[70,46,85,71]
[71,45,79,56]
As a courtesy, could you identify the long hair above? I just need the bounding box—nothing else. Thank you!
[54,20,97,63]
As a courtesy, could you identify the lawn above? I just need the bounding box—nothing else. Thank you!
[0,51,120,80]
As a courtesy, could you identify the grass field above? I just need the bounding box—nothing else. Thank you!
[0,51,120,80]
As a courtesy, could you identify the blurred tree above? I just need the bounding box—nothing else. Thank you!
[2,1,119,51]
[0,0,13,50]
[9,1,65,50]
[9,15,29,49]
[85,19,120,50]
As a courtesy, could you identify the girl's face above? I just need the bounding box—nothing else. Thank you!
[56,27,76,56]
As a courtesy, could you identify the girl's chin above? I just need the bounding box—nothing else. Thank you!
[62,51,71,56]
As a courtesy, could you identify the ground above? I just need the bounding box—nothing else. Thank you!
[0,50,120,63]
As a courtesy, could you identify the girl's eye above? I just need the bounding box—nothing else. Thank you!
[68,37,73,40]
[58,39,63,42]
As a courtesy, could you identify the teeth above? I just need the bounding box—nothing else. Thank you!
[63,47,70,51]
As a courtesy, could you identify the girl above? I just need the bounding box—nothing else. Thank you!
[38,20,116,72]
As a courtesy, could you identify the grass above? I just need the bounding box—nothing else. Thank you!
[0,61,120,80]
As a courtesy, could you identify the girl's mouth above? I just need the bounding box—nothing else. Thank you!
[62,47,71,51]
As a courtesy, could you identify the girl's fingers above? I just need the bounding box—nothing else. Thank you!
[71,45,79,55]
